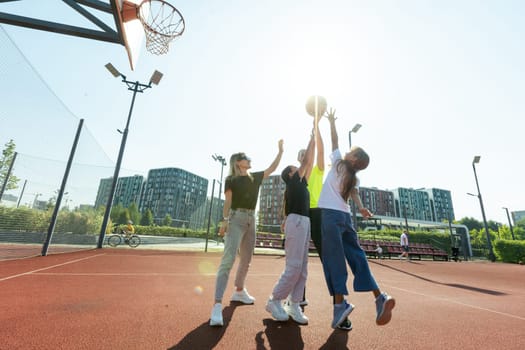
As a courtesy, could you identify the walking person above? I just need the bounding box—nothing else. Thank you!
[209,140,284,326]
[318,108,395,329]
[399,230,409,260]
[266,126,316,324]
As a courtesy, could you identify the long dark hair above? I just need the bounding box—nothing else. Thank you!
[336,147,369,201]
[336,160,357,202]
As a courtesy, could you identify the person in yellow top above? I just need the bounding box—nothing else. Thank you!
[295,114,353,330]
[123,220,135,238]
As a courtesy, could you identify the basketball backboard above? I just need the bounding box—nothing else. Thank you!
[112,0,146,70]
[0,0,148,70]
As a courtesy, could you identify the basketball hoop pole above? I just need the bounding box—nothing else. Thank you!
[98,63,163,248]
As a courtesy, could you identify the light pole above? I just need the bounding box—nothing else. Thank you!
[98,63,163,249]
[348,123,362,228]
[348,123,362,148]
[204,179,216,252]
[502,207,515,240]
[212,154,227,240]
[470,156,495,262]
[32,193,42,209]
[403,205,410,233]
[16,179,27,208]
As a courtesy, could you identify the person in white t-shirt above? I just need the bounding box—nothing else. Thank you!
[399,230,409,260]
[318,108,396,329]
[374,244,384,259]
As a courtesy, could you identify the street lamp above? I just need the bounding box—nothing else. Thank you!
[98,63,163,248]
[32,193,42,209]
[348,123,362,148]
[502,207,516,240]
[212,154,227,237]
[470,156,495,262]
[348,123,362,228]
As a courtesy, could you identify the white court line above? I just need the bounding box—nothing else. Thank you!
[387,284,525,322]
[34,272,216,277]
[0,254,105,282]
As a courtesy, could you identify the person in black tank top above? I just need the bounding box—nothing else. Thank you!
[265,125,316,325]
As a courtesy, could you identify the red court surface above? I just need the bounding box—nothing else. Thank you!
[1,249,524,350]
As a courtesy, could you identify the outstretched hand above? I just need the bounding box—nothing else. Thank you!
[277,139,284,153]
[359,207,374,219]
[326,108,337,123]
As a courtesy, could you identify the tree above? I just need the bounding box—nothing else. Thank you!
[487,220,500,232]
[0,139,20,191]
[128,202,141,225]
[140,208,154,226]
[162,214,172,227]
[459,217,483,231]
[110,204,125,223]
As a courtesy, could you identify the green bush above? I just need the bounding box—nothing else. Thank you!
[357,229,451,251]
[494,240,525,264]
[135,225,206,238]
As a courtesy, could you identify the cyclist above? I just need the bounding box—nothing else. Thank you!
[123,220,135,239]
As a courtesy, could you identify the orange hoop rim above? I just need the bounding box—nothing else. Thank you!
[137,0,186,39]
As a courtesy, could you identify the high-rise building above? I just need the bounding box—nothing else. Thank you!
[392,187,432,221]
[359,187,396,217]
[94,175,144,208]
[512,210,525,224]
[423,188,455,222]
[258,175,286,233]
[139,168,208,227]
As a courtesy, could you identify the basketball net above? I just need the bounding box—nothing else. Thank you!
[137,0,185,55]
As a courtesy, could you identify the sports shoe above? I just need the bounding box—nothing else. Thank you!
[231,288,255,304]
[265,297,289,321]
[331,301,355,329]
[337,318,353,331]
[209,303,223,326]
[284,302,308,325]
[376,292,395,326]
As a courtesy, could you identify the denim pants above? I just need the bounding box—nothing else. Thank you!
[271,214,310,302]
[321,208,378,296]
[214,210,256,302]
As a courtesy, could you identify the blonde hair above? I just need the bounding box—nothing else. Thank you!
[228,152,252,179]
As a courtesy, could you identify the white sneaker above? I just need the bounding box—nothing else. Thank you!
[209,303,223,326]
[231,288,255,304]
[265,297,289,321]
[284,302,308,325]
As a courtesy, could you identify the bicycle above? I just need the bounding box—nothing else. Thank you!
[107,229,141,248]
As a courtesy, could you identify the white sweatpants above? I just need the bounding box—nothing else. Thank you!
[271,213,311,302]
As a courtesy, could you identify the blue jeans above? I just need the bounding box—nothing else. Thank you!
[321,208,378,296]
[214,210,256,302]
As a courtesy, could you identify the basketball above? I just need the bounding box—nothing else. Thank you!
[305,95,327,117]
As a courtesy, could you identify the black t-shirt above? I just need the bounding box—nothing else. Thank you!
[225,171,264,210]
[284,172,310,217]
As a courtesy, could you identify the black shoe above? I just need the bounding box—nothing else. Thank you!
[337,318,352,331]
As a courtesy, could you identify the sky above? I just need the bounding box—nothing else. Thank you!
[1,0,524,224]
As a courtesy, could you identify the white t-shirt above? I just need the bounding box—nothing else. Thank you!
[318,149,359,213]
[400,232,408,246]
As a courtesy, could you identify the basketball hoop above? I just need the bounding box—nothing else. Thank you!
[135,0,185,55]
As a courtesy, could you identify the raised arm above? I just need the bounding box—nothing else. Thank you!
[350,187,373,219]
[263,139,284,179]
[316,118,325,171]
[326,108,339,152]
[297,131,315,179]
[305,116,323,180]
